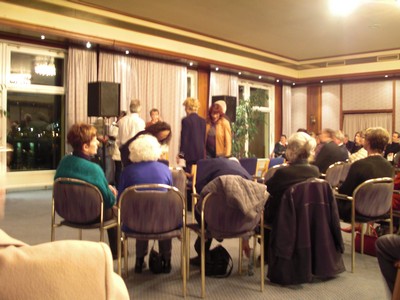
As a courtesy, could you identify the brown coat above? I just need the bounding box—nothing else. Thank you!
[206,117,232,157]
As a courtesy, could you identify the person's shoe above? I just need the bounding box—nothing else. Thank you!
[162,259,172,274]
[190,256,201,267]
[134,257,145,274]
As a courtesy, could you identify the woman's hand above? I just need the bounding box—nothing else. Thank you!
[109,185,118,197]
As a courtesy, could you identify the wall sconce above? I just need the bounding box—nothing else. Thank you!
[310,114,316,124]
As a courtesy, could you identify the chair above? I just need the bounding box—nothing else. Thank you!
[325,161,350,189]
[336,177,394,272]
[263,163,288,182]
[254,158,270,182]
[267,178,345,285]
[239,157,258,179]
[117,184,187,296]
[188,164,198,220]
[170,166,187,198]
[51,177,118,242]
[186,175,267,298]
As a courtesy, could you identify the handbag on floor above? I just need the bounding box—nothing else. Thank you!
[205,245,233,278]
[354,225,378,257]
[149,241,163,274]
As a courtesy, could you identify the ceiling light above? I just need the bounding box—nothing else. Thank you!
[125,50,129,55]
[320,80,324,83]
[385,75,389,78]
[40,35,45,40]
[276,79,280,82]
[292,83,296,86]
[238,72,242,75]
[86,41,92,49]
[189,62,193,66]
[329,0,361,16]
[215,67,219,71]
[258,76,262,79]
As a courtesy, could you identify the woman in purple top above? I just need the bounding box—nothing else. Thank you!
[118,134,173,274]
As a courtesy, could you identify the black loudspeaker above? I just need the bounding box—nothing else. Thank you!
[211,95,237,123]
[88,82,120,117]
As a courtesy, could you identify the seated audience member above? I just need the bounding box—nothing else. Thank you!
[312,128,348,174]
[350,131,363,154]
[376,234,400,295]
[120,121,172,167]
[337,127,394,222]
[333,130,350,159]
[271,134,287,158]
[344,133,355,153]
[384,131,400,163]
[190,157,254,264]
[264,132,320,260]
[54,123,118,257]
[0,182,129,299]
[348,130,367,163]
[118,134,173,274]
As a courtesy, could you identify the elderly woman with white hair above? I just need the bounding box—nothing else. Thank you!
[263,132,320,260]
[117,134,173,274]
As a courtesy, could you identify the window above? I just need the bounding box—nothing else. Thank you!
[5,45,65,172]
[238,81,274,158]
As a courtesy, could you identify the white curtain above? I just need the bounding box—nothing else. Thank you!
[66,48,97,152]
[343,113,392,140]
[282,85,292,137]
[99,53,186,163]
[209,72,238,105]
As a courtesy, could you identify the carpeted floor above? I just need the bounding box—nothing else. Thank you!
[0,189,392,300]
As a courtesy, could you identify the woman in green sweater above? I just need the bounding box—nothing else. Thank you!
[54,123,118,257]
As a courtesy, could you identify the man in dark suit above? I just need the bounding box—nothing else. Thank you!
[178,97,206,174]
[313,128,348,174]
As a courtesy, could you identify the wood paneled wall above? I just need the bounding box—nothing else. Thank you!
[307,85,322,134]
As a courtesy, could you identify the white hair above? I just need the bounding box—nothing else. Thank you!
[285,132,316,163]
[128,134,162,162]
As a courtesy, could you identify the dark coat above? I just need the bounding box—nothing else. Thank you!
[179,113,206,165]
[268,179,345,285]
[313,141,348,174]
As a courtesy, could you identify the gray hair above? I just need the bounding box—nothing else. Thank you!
[285,132,316,163]
[129,99,141,113]
[129,134,162,162]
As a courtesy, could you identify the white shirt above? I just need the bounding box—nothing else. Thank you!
[117,113,145,146]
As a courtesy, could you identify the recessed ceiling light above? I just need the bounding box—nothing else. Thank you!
[86,41,92,49]
[238,72,242,75]
[276,79,280,82]
[125,50,130,55]
[189,62,193,66]
[385,75,389,78]
[40,35,45,40]
[320,80,324,83]
[292,82,296,86]
[258,76,262,79]
[215,67,219,71]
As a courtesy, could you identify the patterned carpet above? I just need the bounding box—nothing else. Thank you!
[0,189,391,300]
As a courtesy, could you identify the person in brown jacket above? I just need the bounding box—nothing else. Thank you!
[205,102,232,158]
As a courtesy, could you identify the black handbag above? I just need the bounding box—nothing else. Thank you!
[149,241,163,274]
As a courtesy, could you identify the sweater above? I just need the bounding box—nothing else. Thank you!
[54,155,116,208]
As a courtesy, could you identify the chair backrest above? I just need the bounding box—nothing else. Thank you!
[264,163,288,182]
[200,176,267,237]
[53,177,103,224]
[170,167,187,197]
[353,177,394,217]
[268,157,285,169]
[325,161,349,188]
[118,184,184,234]
[239,157,258,177]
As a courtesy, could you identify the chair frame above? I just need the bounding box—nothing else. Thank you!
[186,191,265,298]
[325,161,349,189]
[117,183,187,297]
[336,177,394,272]
[51,177,117,242]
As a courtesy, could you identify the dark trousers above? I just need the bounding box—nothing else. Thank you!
[104,208,118,256]
[194,209,213,260]
[136,239,172,260]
